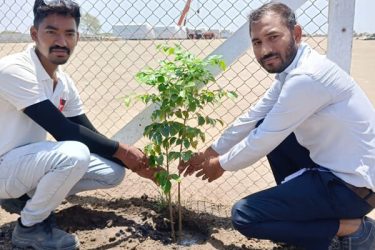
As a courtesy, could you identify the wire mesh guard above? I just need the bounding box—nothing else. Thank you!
[0,0,328,211]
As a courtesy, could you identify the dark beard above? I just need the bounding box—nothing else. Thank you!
[278,39,298,73]
[260,38,298,74]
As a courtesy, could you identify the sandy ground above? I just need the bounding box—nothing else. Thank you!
[0,38,374,249]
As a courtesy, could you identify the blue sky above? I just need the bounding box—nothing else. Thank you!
[353,0,375,33]
[0,0,374,34]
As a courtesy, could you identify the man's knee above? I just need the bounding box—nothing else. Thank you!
[88,156,126,188]
[231,198,259,235]
[102,166,125,188]
[55,141,90,175]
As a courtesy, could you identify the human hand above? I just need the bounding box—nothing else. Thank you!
[195,156,225,182]
[135,166,164,184]
[114,143,148,172]
[178,151,205,177]
[178,147,219,177]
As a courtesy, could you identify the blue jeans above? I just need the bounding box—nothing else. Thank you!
[231,132,373,250]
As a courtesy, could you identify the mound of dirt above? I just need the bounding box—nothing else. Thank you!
[0,194,300,250]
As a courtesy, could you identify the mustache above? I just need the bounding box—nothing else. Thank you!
[49,46,70,54]
[261,52,279,62]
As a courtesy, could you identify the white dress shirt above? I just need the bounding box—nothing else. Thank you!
[212,43,375,191]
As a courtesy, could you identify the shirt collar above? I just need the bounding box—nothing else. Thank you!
[28,44,61,81]
[275,42,310,80]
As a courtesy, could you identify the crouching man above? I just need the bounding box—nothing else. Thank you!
[0,0,159,249]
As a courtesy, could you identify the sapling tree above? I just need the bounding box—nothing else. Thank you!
[129,44,236,241]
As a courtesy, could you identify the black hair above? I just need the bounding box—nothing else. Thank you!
[33,0,81,28]
[249,2,296,33]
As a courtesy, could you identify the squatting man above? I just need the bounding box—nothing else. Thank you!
[180,2,375,250]
[0,0,161,249]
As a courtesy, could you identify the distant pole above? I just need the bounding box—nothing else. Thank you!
[327,0,356,73]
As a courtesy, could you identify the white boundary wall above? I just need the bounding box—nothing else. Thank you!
[113,24,156,40]
[154,26,187,39]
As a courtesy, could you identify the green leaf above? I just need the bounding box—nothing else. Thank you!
[169,137,177,145]
[181,151,193,162]
[158,84,166,91]
[152,132,163,145]
[199,132,206,142]
[155,171,172,194]
[148,155,157,167]
[156,155,164,166]
[188,102,197,112]
[184,82,196,88]
[162,139,170,149]
[219,60,227,71]
[124,96,131,107]
[206,117,217,126]
[176,138,182,145]
[170,124,179,136]
[167,47,175,55]
[168,151,180,161]
[183,139,190,149]
[156,170,169,181]
[154,144,161,154]
[161,124,169,137]
[161,180,172,194]
[143,144,153,155]
[175,110,183,119]
[169,174,182,182]
[155,171,168,185]
[171,94,178,101]
[198,115,205,126]
[228,91,238,99]
[217,119,224,126]
[176,96,183,105]
[157,75,165,83]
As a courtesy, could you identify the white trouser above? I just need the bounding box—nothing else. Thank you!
[0,141,125,226]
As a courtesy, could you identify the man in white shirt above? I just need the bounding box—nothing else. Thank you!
[179,2,375,249]
[0,0,159,249]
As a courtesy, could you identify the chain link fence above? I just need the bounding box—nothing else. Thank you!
[0,0,329,212]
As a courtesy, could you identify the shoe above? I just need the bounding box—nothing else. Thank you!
[339,217,375,250]
[12,215,79,250]
[0,194,29,214]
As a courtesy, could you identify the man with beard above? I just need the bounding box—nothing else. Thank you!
[0,0,160,249]
[179,2,375,249]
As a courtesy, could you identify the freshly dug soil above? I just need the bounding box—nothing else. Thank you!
[0,193,300,250]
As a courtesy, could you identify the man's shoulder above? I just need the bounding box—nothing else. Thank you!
[290,50,336,78]
[0,49,33,74]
